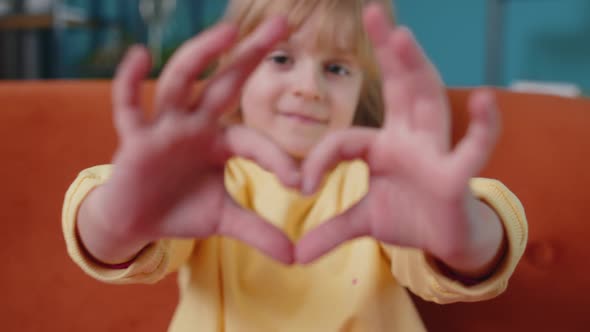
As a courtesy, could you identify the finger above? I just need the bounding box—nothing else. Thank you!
[364,4,428,75]
[384,28,450,150]
[295,200,371,264]
[383,28,444,129]
[156,23,239,112]
[451,89,501,181]
[363,5,410,127]
[220,197,294,264]
[363,5,445,129]
[216,126,301,190]
[193,16,288,120]
[112,45,152,135]
[301,128,377,195]
[411,98,451,151]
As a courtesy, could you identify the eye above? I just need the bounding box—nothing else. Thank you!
[268,52,293,66]
[325,63,351,76]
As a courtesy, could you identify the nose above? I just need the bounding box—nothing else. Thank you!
[293,64,324,102]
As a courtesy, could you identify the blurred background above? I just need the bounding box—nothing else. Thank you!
[0,0,588,95]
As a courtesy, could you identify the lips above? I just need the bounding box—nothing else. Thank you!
[279,112,328,124]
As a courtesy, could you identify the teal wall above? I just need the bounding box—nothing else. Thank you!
[395,0,590,90]
[504,0,590,89]
[394,0,488,87]
[51,0,590,90]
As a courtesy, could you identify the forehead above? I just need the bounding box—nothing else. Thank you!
[286,11,358,54]
[234,0,367,54]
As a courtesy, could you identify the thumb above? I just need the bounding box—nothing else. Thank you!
[219,196,295,265]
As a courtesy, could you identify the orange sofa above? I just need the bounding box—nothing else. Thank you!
[1,81,589,332]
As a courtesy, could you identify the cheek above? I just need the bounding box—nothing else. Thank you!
[331,82,363,127]
[240,99,266,129]
[240,74,276,124]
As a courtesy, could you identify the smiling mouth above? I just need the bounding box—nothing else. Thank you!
[280,112,327,125]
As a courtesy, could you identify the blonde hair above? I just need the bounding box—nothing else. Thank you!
[223,0,395,128]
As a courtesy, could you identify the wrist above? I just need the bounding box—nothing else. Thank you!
[76,228,151,269]
[434,197,506,280]
[77,186,152,266]
[433,233,507,285]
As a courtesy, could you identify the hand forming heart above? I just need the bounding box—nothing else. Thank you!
[87,17,302,265]
[295,4,501,265]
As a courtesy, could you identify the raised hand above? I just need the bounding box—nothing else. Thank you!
[79,18,300,265]
[296,4,502,269]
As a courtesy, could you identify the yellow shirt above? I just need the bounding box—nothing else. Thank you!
[62,158,528,332]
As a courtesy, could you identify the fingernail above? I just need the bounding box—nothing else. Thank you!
[124,45,145,61]
[302,178,316,196]
[289,171,302,188]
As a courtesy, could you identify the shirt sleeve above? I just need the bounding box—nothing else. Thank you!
[61,165,195,285]
[382,178,528,304]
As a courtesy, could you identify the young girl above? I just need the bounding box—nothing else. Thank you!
[62,0,528,331]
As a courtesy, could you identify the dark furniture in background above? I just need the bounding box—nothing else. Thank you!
[0,0,224,79]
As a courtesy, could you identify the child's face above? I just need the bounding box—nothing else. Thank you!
[240,13,364,159]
